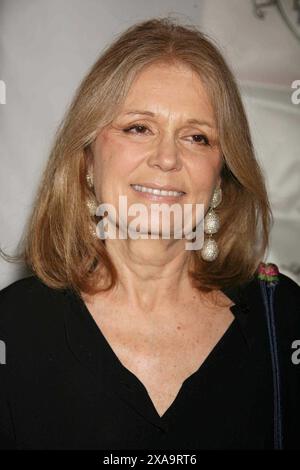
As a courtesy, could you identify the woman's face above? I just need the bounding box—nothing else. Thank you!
[89,61,223,239]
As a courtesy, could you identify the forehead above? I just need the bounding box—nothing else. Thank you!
[120,61,215,121]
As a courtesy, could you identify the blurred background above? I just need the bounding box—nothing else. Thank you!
[0,0,299,288]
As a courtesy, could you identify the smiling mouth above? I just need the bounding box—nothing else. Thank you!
[130,184,186,197]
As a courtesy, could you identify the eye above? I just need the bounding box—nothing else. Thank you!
[190,134,210,146]
[123,124,149,135]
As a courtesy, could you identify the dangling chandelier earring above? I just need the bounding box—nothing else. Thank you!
[200,187,222,262]
[86,172,98,237]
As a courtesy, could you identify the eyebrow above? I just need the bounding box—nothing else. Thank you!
[123,110,215,129]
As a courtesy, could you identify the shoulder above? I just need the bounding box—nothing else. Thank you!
[0,275,68,350]
[276,272,300,297]
[240,270,300,340]
[0,274,64,316]
[0,275,70,447]
[241,269,300,308]
[229,267,300,341]
[272,272,300,330]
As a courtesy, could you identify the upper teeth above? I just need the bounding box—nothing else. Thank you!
[131,185,184,197]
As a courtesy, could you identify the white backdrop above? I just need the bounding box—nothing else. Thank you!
[0,0,299,288]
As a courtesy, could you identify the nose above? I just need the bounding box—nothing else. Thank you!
[147,133,182,172]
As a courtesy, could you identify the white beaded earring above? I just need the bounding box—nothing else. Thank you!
[200,187,222,262]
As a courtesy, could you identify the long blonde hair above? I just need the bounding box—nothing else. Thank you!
[1,16,273,296]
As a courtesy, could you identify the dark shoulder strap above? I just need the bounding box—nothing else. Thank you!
[257,262,283,450]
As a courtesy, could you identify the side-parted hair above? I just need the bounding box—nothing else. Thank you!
[1,16,273,296]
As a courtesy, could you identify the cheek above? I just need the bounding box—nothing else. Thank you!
[190,159,220,192]
[96,133,138,174]
[92,141,137,201]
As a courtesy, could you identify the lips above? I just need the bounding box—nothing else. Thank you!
[130,183,186,193]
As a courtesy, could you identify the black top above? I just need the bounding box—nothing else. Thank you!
[0,272,299,450]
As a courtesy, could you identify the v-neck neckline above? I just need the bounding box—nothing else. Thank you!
[66,285,248,425]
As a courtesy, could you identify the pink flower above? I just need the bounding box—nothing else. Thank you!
[258,262,279,277]
[265,264,279,277]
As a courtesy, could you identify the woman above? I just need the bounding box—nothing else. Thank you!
[0,17,299,450]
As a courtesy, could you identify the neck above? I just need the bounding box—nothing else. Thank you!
[102,237,197,312]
